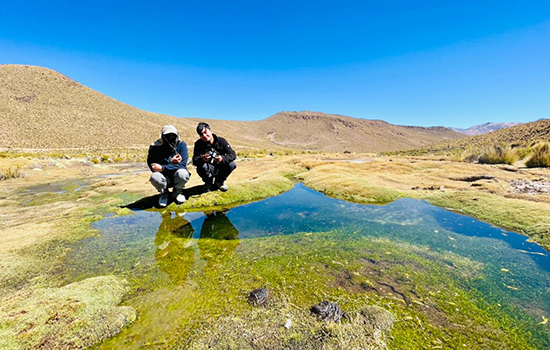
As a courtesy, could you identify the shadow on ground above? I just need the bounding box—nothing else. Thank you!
[122,185,211,210]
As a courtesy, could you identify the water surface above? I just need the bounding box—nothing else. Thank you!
[64,183,550,348]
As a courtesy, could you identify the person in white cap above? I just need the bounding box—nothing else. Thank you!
[147,125,190,207]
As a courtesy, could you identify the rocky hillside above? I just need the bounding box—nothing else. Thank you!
[428,119,550,152]
[0,65,464,152]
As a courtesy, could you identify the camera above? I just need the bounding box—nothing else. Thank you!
[207,150,218,164]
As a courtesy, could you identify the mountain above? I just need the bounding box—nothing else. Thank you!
[452,122,523,136]
[428,119,550,153]
[0,65,464,152]
[254,111,462,153]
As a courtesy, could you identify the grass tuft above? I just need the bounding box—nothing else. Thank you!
[0,165,25,180]
[479,145,518,165]
[526,143,550,168]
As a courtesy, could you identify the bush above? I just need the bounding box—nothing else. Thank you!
[479,145,518,165]
[526,143,550,168]
[461,152,479,163]
[0,165,24,180]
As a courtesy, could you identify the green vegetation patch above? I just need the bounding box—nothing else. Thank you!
[175,162,303,211]
[98,231,546,349]
[0,275,136,350]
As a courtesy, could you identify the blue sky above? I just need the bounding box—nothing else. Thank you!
[1,0,549,127]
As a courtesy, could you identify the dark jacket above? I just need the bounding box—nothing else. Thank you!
[192,134,236,167]
[147,139,188,173]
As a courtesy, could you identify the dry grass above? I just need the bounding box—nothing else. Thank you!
[0,165,25,180]
[479,145,518,165]
[526,143,550,168]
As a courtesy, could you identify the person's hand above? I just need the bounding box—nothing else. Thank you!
[202,153,211,162]
[171,154,182,164]
[215,155,223,164]
[152,163,162,172]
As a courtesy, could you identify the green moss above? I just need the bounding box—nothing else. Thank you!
[0,276,135,350]
[96,232,547,349]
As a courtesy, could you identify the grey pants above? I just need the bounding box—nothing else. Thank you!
[150,169,190,193]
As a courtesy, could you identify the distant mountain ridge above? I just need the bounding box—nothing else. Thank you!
[452,122,523,136]
[427,119,550,153]
[0,64,464,152]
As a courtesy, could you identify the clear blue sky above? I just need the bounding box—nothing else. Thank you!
[1,0,549,128]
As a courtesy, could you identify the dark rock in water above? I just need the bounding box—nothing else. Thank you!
[247,287,269,306]
[310,301,347,322]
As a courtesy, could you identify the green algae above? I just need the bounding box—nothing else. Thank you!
[94,231,549,349]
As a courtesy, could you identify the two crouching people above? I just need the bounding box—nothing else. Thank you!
[148,123,237,207]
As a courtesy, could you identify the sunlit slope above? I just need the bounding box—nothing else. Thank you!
[0,65,227,149]
[256,111,464,153]
[0,65,464,151]
[427,118,550,152]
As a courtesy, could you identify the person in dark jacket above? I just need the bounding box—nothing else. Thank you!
[148,125,190,207]
[192,122,236,192]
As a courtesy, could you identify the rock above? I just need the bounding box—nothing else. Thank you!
[310,301,347,322]
[247,287,270,306]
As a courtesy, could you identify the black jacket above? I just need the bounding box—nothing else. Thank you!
[147,140,188,173]
[192,134,236,166]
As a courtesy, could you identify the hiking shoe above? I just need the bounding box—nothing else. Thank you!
[158,190,169,207]
[215,182,228,192]
[175,191,186,205]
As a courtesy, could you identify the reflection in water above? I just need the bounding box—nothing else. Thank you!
[154,211,240,284]
[154,212,194,285]
[200,211,239,240]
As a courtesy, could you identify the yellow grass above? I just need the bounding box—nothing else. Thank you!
[526,143,550,168]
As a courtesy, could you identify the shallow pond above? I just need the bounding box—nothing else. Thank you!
[64,184,550,348]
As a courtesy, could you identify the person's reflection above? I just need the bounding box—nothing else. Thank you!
[154,210,240,284]
[154,211,195,285]
[197,211,240,270]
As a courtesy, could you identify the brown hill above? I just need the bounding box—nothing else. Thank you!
[254,111,462,153]
[0,65,464,152]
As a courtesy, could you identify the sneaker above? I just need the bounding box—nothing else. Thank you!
[216,182,228,192]
[202,182,213,192]
[158,190,169,207]
[175,191,186,205]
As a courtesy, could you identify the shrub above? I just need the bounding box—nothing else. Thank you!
[0,165,24,180]
[461,152,479,163]
[526,143,550,168]
[479,145,518,165]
